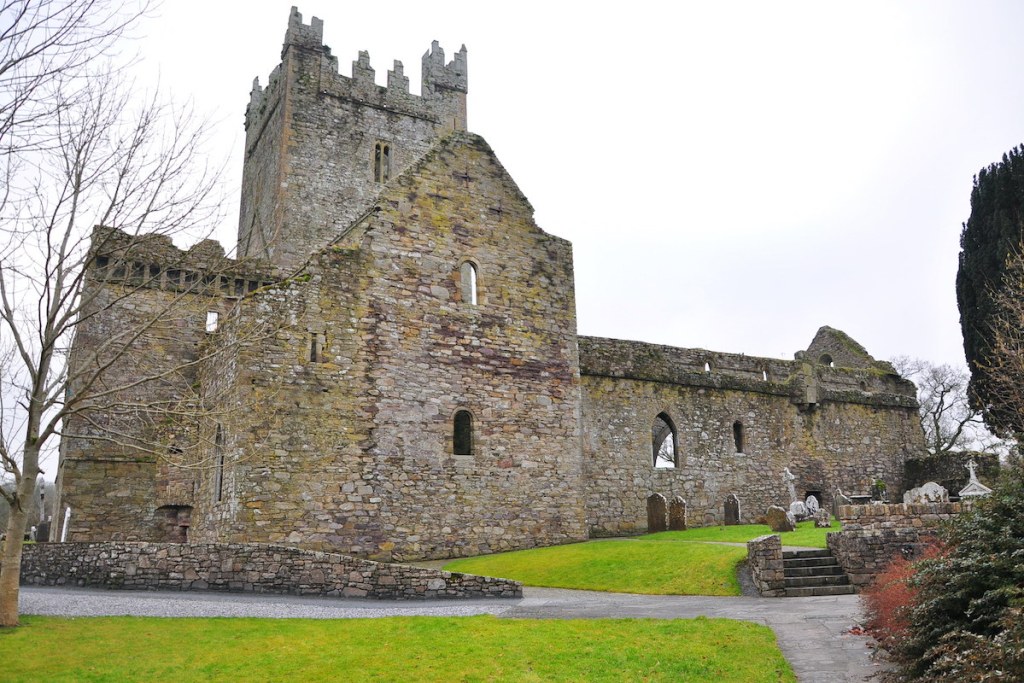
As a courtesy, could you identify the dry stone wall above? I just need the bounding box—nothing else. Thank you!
[21,542,520,599]
[747,534,785,597]
[827,502,965,586]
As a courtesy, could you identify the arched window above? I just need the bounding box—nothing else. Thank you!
[733,421,744,453]
[704,361,712,373]
[373,142,391,183]
[460,261,478,305]
[653,412,677,468]
[819,353,834,367]
[453,410,473,455]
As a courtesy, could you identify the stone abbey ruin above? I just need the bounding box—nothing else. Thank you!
[52,8,926,562]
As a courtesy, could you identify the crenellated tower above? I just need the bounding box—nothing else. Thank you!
[238,7,468,270]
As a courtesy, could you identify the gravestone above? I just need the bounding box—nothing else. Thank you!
[766,505,795,532]
[805,495,820,515]
[833,488,853,516]
[646,493,667,532]
[724,494,740,525]
[814,508,832,528]
[903,481,948,504]
[790,500,808,520]
[669,496,687,530]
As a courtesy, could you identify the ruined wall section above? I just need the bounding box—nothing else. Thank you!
[56,228,275,543]
[579,337,924,536]
[238,8,468,270]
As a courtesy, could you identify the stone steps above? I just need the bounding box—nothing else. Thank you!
[781,548,855,597]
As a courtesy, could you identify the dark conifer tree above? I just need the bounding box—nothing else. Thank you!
[955,145,1024,436]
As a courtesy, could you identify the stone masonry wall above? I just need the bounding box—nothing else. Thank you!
[747,534,785,597]
[580,337,923,536]
[827,502,966,587]
[21,542,520,600]
[55,228,275,543]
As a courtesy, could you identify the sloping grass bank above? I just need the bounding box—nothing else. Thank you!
[443,519,838,595]
[0,615,796,682]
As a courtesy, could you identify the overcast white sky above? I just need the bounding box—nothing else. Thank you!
[135,0,1024,371]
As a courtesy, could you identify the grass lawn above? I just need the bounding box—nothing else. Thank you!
[443,519,838,595]
[445,540,746,595]
[646,517,839,548]
[0,615,796,682]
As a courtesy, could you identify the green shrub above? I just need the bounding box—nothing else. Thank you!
[893,465,1024,680]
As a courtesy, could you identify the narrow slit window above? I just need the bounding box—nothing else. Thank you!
[453,410,473,455]
[374,142,391,183]
[733,421,744,453]
[653,412,677,468]
[205,311,219,333]
[214,424,224,503]
[460,261,478,305]
[310,332,320,363]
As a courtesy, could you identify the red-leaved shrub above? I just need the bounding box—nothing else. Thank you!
[861,543,944,650]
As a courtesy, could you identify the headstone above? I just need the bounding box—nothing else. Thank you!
[959,458,994,499]
[789,500,807,520]
[646,493,667,532]
[814,508,832,528]
[833,488,853,516]
[903,481,949,504]
[669,496,687,531]
[766,505,795,532]
[724,494,740,525]
[805,495,820,515]
[783,467,797,503]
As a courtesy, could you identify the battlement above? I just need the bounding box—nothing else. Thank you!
[87,227,275,297]
[245,8,468,134]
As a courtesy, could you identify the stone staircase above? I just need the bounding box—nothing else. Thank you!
[782,548,855,597]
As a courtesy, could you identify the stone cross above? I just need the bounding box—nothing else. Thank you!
[783,467,797,503]
[965,458,979,483]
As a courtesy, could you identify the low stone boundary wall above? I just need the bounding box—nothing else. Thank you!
[21,542,521,600]
[747,534,785,597]
[827,502,965,587]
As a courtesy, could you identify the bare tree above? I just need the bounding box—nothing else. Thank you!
[892,356,1002,456]
[0,1,262,627]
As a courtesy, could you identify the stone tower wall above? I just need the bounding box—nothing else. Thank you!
[238,8,468,270]
[579,337,924,535]
[55,229,275,543]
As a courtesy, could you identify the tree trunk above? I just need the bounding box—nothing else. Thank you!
[0,486,31,627]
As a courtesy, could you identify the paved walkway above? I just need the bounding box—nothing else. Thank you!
[20,586,887,682]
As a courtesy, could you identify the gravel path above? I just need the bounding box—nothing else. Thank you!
[20,585,888,683]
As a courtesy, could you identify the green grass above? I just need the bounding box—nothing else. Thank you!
[645,518,840,549]
[442,519,838,596]
[445,539,746,595]
[0,615,796,682]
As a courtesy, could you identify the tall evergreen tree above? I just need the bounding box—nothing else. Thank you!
[955,145,1024,436]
